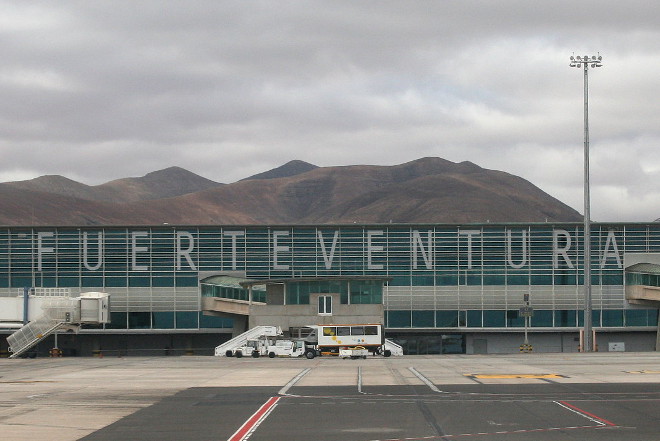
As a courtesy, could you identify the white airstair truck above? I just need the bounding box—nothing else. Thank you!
[214,325,282,357]
[6,291,110,358]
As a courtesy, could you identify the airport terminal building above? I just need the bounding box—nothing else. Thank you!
[1,222,659,355]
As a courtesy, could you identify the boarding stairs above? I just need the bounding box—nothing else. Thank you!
[214,325,282,356]
[7,296,80,358]
[7,291,110,359]
[384,338,404,356]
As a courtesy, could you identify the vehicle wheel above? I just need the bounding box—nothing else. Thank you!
[383,350,391,357]
[252,351,260,358]
[225,350,233,357]
[268,352,275,358]
[236,351,243,358]
[305,350,315,359]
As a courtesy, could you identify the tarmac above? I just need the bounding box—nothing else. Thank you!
[1,352,659,440]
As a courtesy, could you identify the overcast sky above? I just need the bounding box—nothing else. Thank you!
[1,1,659,222]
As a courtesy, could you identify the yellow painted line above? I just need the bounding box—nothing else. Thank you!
[626,370,660,374]
[465,373,565,379]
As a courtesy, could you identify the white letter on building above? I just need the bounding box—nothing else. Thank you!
[273,230,290,270]
[367,230,384,270]
[507,229,528,269]
[412,230,433,270]
[459,230,480,269]
[37,232,54,271]
[224,231,244,270]
[600,230,623,269]
[131,231,149,271]
[176,231,196,270]
[317,230,339,270]
[83,231,104,271]
[552,229,574,269]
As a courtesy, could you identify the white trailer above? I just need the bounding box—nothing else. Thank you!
[339,346,369,359]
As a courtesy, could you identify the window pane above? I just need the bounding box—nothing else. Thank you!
[351,326,364,335]
[412,310,434,327]
[364,326,378,335]
[323,326,336,336]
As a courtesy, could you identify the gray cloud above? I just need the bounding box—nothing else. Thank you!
[1,0,659,221]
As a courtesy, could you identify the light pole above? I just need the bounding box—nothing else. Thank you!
[569,54,603,352]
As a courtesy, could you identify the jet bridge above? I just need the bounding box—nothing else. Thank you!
[7,292,110,359]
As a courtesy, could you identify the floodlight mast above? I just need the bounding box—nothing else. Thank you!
[569,54,603,352]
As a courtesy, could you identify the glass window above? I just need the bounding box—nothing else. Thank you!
[199,312,232,328]
[442,335,464,354]
[435,311,458,327]
[554,310,576,327]
[467,310,482,327]
[412,310,435,327]
[106,312,127,329]
[364,326,378,335]
[337,326,350,336]
[506,310,525,327]
[322,326,336,337]
[128,312,151,329]
[531,310,553,327]
[601,310,623,327]
[387,310,411,328]
[351,326,364,335]
[483,310,505,327]
[176,277,198,287]
[318,295,332,315]
[152,312,175,329]
[175,311,198,329]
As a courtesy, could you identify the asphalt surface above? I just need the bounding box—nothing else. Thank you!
[78,383,660,441]
[1,353,659,441]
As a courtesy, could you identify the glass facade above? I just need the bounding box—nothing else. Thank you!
[0,223,658,332]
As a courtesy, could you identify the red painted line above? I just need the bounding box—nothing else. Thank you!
[558,401,617,426]
[227,396,281,441]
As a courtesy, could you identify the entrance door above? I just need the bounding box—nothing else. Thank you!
[473,338,488,354]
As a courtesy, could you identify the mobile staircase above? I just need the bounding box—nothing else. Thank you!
[384,339,404,356]
[214,325,282,356]
[7,291,110,359]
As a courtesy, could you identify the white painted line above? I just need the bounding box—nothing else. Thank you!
[278,368,311,396]
[358,366,364,394]
[408,366,442,393]
[555,401,616,427]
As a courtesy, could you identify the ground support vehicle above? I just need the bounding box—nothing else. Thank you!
[232,338,273,358]
[339,346,369,359]
[301,323,392,359]
[215,326,282,357]
[266,340,306,358]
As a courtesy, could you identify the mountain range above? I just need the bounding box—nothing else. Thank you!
[0,157,583,225]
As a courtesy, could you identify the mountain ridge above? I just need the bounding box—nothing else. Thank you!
[0,157,583,225]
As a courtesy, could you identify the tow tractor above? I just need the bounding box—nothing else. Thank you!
[267,339,306,358]
[232,338,271,358]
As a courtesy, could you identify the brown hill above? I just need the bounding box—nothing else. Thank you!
[0,158,582,225]
[242,160,319,181]
[5,166,221,203]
